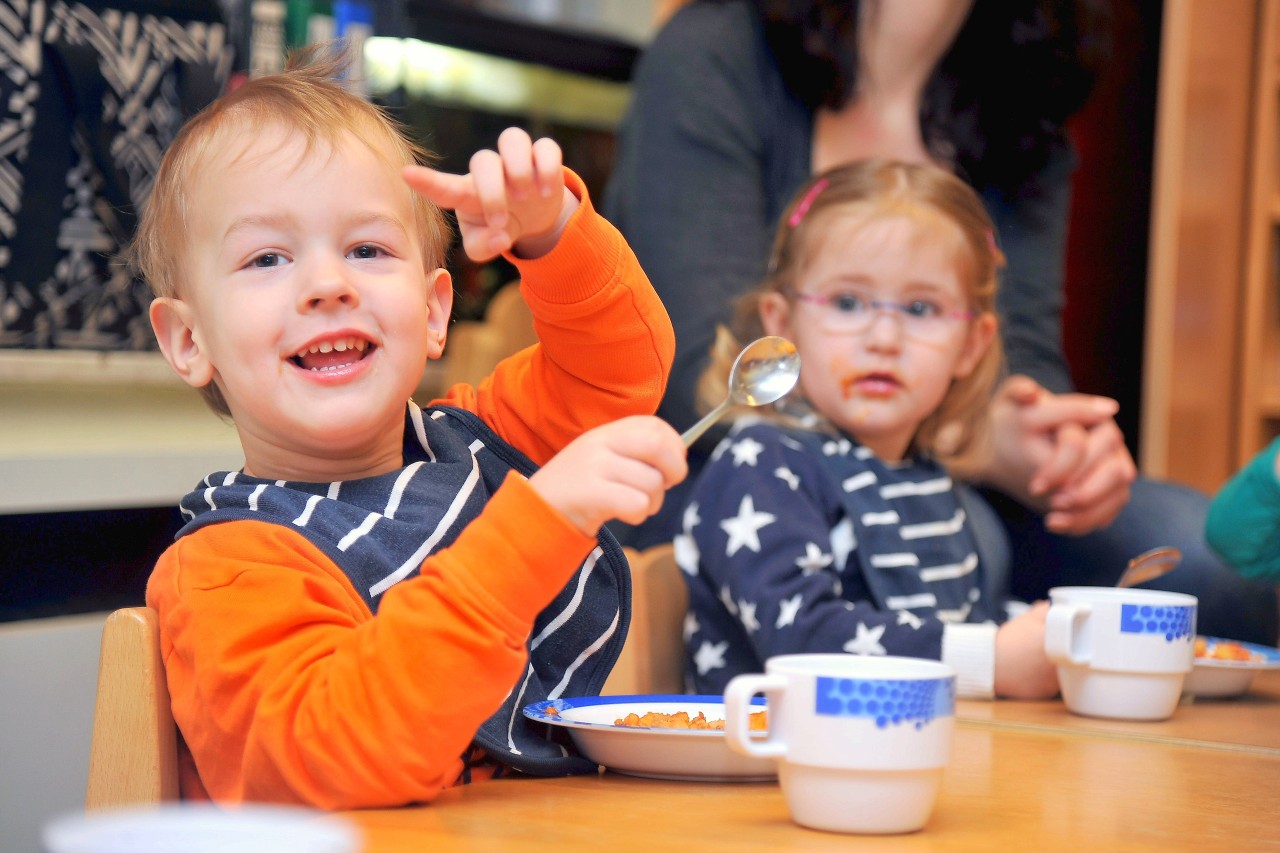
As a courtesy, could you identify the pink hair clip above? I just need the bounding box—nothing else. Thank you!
[787,178,830,228]
[986,229,999,256]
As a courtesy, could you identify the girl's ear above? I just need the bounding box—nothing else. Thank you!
[150,297,215,388]
[424,267,454,358]
[953,311,998,379]
[758,291,793,339]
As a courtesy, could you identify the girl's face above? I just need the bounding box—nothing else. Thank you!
[760,213,995,461]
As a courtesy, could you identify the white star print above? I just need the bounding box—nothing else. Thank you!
[683,612,700,641]
[682,502,701,534]
[694,640,729,676]
[897,610,923,629]
[674,532,700,576]
[776,593,803,628]
[739,600,760,633]
[719,584,739,616]
[730,437,765,467]
[796,542,834,574]
[832,577,843,597]
[774,466,800,490]
[720,494,776,556]
[843,622,888,655]
[830,517,855,570]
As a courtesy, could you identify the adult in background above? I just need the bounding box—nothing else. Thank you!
[603,0,1278,643]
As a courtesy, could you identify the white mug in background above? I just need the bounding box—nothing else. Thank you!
[1045,586,1197,721]
[42,804,360,853]
[723,654,955,835]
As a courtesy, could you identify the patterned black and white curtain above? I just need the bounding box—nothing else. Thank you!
[0,0,233,349]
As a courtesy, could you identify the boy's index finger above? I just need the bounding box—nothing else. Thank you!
[402,165,470,212]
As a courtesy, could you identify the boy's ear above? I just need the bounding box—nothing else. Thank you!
[150,297,215,389]
[953,311,998,379]
[424,267,454,358]
[758,292,793,339]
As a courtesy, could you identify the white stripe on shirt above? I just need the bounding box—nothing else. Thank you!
[842,471,877,492]
[900,509,967,540]
[919,552,979,583]
[880,477,952,499]
[870,552,920,569]
[887,592,937,609]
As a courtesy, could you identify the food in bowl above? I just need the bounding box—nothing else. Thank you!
[612,709,767,730]
[1194,636,1264,663]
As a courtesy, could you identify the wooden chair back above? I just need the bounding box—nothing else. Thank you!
[85,607,180,809]
[603,544,688,695]
[441,282,538,389]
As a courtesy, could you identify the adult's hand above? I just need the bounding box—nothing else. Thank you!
[980,375,1136,535]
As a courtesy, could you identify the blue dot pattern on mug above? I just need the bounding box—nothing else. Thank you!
[814,676,955,730]
[1119,604,1194,642]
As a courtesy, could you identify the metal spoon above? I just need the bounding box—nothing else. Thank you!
[1116,546,1182,588]
[680,336,801,448]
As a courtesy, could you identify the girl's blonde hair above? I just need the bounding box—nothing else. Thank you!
[131,43,452,416]
[699,159,1005,469]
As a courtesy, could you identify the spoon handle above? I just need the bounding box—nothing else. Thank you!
[681,399,733,448]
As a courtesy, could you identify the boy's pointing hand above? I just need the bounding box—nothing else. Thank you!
[402,127,576,262]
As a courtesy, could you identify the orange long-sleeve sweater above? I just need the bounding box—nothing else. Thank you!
[146,171,673,809]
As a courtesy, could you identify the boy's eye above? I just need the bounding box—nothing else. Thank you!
[250,253,283,269]
[903,299,943,319]
[349,244,383,260]
[830,292,868,313]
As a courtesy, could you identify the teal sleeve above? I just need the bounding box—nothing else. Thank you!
[1205,437,1280,582]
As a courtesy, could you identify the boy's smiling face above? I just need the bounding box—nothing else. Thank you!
[151,122,452,482]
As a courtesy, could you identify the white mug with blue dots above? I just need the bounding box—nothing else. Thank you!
[723,654,955,834]
[1045,586,1197,721]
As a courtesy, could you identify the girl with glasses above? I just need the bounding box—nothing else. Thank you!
[677,160,1058,700]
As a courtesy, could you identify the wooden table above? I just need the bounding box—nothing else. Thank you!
[956,668,1280,754]
[342,719,1280,851]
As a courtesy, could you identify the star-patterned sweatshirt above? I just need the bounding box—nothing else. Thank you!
[145,170,674,809]
[677,420,1004,699]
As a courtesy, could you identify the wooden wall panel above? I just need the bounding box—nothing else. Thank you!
[1141,0,1258,491]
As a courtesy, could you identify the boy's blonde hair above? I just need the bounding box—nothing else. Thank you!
[700,159,1005,469]
[131,44,452,417]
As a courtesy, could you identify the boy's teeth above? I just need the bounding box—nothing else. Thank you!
[297,337,367,359]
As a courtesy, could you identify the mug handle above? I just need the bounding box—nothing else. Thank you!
[1044,602,1092,665]
[723,673,787,759]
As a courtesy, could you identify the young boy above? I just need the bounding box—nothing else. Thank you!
[133,49,686,809]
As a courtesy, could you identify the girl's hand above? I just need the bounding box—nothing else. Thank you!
[994,601,1059,699]
[402,127,578,261]
[528,416,688,537]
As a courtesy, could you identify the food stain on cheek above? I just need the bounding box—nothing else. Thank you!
[832,355,858,401]
[830,356,871,424]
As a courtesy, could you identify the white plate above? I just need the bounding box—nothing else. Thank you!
[1183,636,1280,698]
[523,694,776,782]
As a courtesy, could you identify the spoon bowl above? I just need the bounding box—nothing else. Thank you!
[1116,546,1182,589]
[681,336,801,447]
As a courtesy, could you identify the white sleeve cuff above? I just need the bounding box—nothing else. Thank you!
[941,622,998,699]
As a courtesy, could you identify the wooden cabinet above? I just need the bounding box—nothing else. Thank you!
[1141,0,1280,493]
